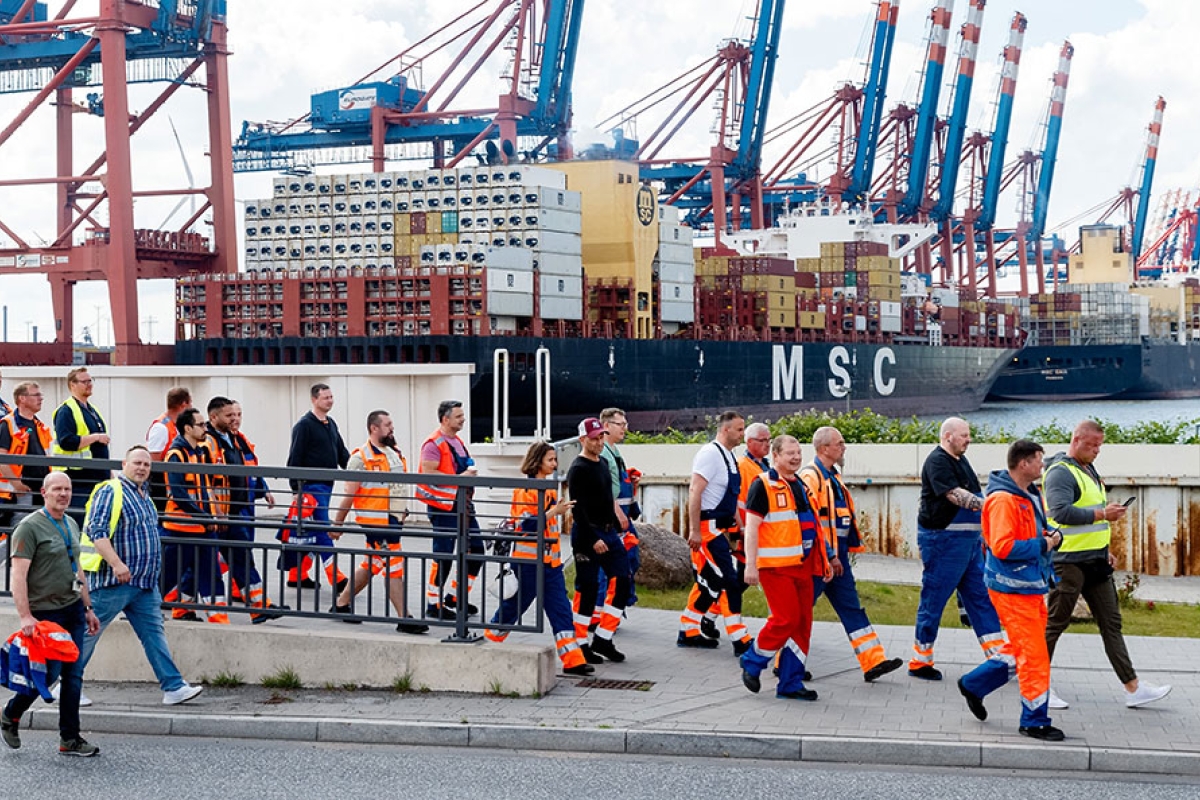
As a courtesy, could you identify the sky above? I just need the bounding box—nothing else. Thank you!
[0,0,1193,345]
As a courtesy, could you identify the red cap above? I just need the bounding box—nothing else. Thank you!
[578,417,605,439]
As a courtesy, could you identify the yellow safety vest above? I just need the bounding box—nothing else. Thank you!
[51,397,106,470]
[1044,460,1110,553]
[79,478,123,572]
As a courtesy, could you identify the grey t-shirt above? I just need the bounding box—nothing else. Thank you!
[10,509,82,611]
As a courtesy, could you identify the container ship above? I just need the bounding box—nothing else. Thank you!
[988,224,1200,401]
[172,161,1022,439]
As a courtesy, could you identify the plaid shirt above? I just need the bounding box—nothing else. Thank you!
[85,475,162,592]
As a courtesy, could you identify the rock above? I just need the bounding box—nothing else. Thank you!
[632,522,693,590]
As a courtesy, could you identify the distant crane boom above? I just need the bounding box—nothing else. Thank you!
[977,11,1026,231]
[899,2,952,217]
[1131,96,1166,261]
[931,0,985,222]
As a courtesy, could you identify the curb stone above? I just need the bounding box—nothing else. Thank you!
[23,708,1200,776]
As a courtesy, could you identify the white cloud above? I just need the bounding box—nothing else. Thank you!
[0,0,1191,345]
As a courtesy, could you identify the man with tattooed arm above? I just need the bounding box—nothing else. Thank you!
[908,417,1006,681]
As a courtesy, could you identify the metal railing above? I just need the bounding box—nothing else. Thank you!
[0,453,555,643]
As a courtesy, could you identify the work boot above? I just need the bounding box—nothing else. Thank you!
[563,663,595,676]
[676,632,718,649]
[396,622,430,635]
[58,737,100,757]
[863,658,903,683]
[776,688,818,701]
[251,603,288,625]
[699,617,721,640]
[330,603,360,624]
[732,638,752,658]
[590,637,625,663]
[741,668,761,694]
[908,665,943,681]
[580,645,605,665]
[958,677,987,721]
[443,596,479,617]
[1019,725,1065,742]
[1,715,19,750]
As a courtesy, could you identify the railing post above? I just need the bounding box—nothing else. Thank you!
[443,477,479,643]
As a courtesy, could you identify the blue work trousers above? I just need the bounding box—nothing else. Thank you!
[913,528,1001,653]
[812,537,870,635]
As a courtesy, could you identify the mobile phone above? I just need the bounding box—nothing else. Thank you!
[1122,497,1137,507]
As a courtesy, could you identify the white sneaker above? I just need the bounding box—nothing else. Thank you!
[1047,687,1069,709]
[163,683,204,706]
[1126,682,1172,708]
[48,682,93,707]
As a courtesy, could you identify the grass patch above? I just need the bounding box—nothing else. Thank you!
[261,666,302,690]
[485,678,520,698]
[262,692,293,705]
[627,579,1200,639]
[203,670,244,688]
[392,672,414,693]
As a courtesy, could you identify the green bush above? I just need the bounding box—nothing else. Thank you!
[628,409,1200,445]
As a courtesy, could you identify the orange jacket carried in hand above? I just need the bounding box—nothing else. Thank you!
[1,621,79,700]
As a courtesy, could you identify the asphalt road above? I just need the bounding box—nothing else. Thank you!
[5,735,1200,799]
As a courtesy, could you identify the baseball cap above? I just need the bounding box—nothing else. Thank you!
[578,417,605,439]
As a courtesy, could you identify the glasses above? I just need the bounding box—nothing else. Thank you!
[24,393,44,398]
[607,421,628,428]
[73,379,94,385]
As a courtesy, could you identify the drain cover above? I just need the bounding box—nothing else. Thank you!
[574,678,655,691]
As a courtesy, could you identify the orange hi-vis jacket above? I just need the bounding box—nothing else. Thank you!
[417,430,468,511]
[0,414,52,500]
[510,486,561,567]
[800,460,864,553]
[163,440,224,533]
[751,472,831,578]
[736,454,769,526]
[352,443,406,526]
[146,413,178,459]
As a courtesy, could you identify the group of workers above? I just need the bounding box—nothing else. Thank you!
[0,364,1178,755]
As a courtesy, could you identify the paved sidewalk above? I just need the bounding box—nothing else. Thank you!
[24,602,1200,776]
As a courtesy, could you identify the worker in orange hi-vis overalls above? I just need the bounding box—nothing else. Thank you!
[738,435,830,702]
[957,439,1066,743]
[485,441,593,675]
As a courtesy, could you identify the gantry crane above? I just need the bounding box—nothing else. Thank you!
[0,0,234,363]
[232,0,585,173]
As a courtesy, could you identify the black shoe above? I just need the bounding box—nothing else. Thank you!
[563,663,595,676]
[172,611,200,622]
[250,604,288,625]
[294,577,317,589]
[1019,725,1065,742]
[777,688,818,701]
[580,644,605,664]
[732,639,752,658]
[864,657,903,683]
[443,597,479,617]
[909,665,943,681]
[590,638,625,663]
[435,604,457,621]
[676,632,719,649]
[699,617,721,640]
[587,620,599,633]
[330,603,361,624]
[772,667,812,681]
[396,622,430,635]
[1,715,19,750]
[958,677,988,721]
[741,668,761,694]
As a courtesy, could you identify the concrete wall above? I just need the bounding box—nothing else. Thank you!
[475,442,1200,578]
[2,364,474,473]
[0,609,555,695]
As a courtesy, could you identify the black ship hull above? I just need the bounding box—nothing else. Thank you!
[988,341,1200,402]
[176,336,1017,439]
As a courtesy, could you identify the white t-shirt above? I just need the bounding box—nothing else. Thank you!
[691,441,738,512]
[146,420,171,454]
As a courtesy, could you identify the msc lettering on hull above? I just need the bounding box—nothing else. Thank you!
[771,345,897,402]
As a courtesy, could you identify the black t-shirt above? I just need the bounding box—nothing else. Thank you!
[0,413,49,495]
[566,455,618,552]
[918,446,981,529]
[745,472,812,517]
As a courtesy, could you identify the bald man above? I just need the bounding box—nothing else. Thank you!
[909,417,1004,681]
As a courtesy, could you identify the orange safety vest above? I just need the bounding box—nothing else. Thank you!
[416,430,467,511]
[510,485,561,567]
[146,412,178,459]
[800,460,864,553]
[351,443,406,526]
[736,454,769,525]
[163,441,223,533]
[752,472,830,578]
[0,414,53,500]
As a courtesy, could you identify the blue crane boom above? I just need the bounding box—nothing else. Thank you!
[931,0,986,222]
[977,11,1026,231]
[899,2,953,218]
[731,0,785,182]
[847,0,899,204]
[1030,41,1074,241]
[533,0,584,134]
[1132,96,1166,261]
